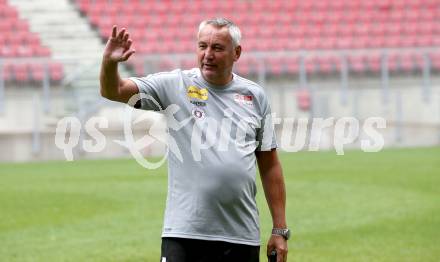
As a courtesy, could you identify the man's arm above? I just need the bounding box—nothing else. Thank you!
[100,25,138,103]
[256,149,288,262]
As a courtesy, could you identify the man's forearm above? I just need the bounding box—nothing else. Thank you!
[100,58,122,100]
[260,163,287,228]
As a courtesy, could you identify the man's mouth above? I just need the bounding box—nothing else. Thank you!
[203,63,216,69]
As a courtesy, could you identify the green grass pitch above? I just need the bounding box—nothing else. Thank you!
[0,147,439,261]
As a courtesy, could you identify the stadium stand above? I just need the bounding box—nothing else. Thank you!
[75,0,440,75]
[0,0,438,162]
[0,0,64,83]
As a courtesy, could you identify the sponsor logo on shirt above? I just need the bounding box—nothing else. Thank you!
[234,93,254,106]
[190,101,207,107]
[192,107,206,120]
[187,86,208,100]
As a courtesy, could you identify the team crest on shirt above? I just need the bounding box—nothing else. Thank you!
[191,107,206,120]
[187,86,208,100]
[234,93,254,106]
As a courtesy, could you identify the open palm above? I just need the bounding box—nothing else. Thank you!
[103,25,135,63]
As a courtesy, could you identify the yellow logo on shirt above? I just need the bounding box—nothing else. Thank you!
[187,86,208,100]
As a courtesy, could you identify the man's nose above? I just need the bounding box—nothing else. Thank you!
[205,47,214,59]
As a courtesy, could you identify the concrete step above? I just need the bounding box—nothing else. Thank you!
[10,0,74,10]
[48,43,103,52]
[40,38,103,48]
[9,0,134,119]
[30,23,94,32]
[19,10,81,19]
[38,34,102,42]
[9,0,110,81]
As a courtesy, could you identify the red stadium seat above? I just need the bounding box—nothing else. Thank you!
[367,37,385,48]
[0,19,14,32]
[366,54,382,72]
[36,46,51,57]
[433,36,440,46]
[304,38,320,50]
[25,33,41,46]
[430,53,440,71]
[412,53,425,71]
[400,37,416,47]
[1,63,14,82]
[335,38,352,49]
[235,56,253,76]
[168,2,186,13]
[305,56,319,74]
[383,36,400,47]
[14,20,29,32]
[29,63,45,82]
[49,63,63,82]
[1,6,18,19]
[1,45,18,57]
[352,36,369,49]
[398,53,415,72]
[283,58,298,74]
[0,1,61,84]
[154,42,173,54]
[181,58,197,70]
[387,54,399,72]
[348,56,366,73]
[265,57,283,75]
[71,0,440,75]
[157,58,175,72]
[17,46,33,57]
[317,56,337,74]
[77,0,90,13]
[254,41,270,51]
[13,64,30,82]
[129,59,145,76]
[143,28,160,42]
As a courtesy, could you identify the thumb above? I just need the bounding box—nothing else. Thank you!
[120,49,136,61]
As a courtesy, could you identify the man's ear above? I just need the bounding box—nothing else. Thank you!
[234,45,242,61]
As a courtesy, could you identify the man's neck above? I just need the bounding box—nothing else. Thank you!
[202,73,233,87]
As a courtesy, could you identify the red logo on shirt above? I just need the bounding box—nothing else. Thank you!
[234,94,254,106]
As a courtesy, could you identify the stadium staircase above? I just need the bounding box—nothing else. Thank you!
[8,0,131,122]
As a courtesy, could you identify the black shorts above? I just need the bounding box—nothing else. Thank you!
[160,237,260,262]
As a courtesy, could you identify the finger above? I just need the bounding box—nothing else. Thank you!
[267,244,274,256]
[111,25,117,38]
[277,253,282,262]
[117,28,126,40]
[125,39,133,50]
[121,49,135,61]
[123,33,129,42]
[277,249,287,262]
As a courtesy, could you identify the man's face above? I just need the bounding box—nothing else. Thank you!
[197,24,241,86]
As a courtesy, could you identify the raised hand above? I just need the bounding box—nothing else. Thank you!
[103,25,136,63]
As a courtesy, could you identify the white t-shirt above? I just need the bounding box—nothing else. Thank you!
[130,68,277,246]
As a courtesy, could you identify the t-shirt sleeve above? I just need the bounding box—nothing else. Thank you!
[129,71,179,111]
[256,92,278,151]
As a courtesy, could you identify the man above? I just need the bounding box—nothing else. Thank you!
[100,18,289,262]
